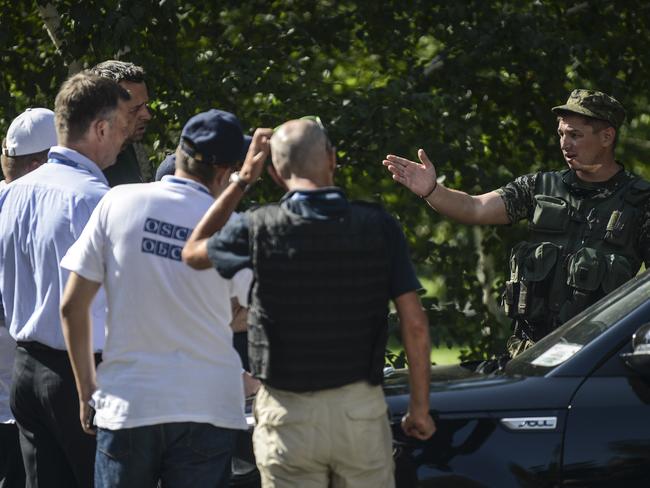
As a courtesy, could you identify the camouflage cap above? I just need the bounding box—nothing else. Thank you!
[552,89,626,129]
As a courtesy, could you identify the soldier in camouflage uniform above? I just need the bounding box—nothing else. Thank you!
[384,89,650,357]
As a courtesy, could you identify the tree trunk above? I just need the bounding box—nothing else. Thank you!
[473,226,507,323]
[37,3,82,76]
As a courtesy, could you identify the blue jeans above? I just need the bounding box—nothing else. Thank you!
[95,422,238,488]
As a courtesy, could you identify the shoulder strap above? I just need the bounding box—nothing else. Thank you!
[624,178,650,206]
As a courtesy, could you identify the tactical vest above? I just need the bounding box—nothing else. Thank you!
[247,201,392,392]
[503,169,650,341]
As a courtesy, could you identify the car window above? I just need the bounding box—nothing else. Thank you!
[505,270,650,376]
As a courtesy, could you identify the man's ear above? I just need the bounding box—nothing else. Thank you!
[600,126,616,148]
[266,163,288,191]
[329,145,337,173]
[214,166,232,187]
[92,118,109,142]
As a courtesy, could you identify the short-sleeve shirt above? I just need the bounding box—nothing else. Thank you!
[206,187,421,299]
[495,169,650,266]
[60,176,252,430]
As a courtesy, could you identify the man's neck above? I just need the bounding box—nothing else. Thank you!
[173,169,215,196]
[60,142,104,169]
[285,174,333,191]
[575,158,621,183]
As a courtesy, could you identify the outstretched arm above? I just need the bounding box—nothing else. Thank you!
[383,149,510,225]
[182,128,272,269]
[394,290,436,440]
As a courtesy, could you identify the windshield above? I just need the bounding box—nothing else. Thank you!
[505,270,650,376]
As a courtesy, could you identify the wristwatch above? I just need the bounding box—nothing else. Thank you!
[229,171,253,193]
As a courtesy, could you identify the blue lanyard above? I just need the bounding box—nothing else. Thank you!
[49,157,104,181]
[48,157,100,179]
[164,176,211,196]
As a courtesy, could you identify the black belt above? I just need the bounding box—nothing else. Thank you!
[17,341,102,360]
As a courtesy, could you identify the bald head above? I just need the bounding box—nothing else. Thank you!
[270,119,334,182]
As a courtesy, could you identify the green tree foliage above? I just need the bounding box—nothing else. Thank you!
[2,0,649,359]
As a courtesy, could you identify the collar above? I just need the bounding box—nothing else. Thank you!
[562,164,632,196]
[281,186,346,202]
[161,175,212,196]
[48,146,109,185]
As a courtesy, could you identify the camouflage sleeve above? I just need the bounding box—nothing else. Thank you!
[493,173,539,223]
[639,199,650,268]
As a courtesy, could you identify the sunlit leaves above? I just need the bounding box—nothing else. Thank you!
[3,0,650,358]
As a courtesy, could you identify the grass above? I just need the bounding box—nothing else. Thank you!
[430,345,464,365]
[383,267,465,366]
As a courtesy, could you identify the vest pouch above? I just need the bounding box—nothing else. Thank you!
[503,241,560,321]
[531,195,570,233]
[519,242,561,322]
[503,241,530,318]
[503,280,519,318]
[602,208,636,248]
[566,247,606,292]
[601,254,633,294]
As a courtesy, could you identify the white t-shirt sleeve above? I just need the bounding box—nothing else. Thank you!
[60,194,108,283]
[230,268,253,308]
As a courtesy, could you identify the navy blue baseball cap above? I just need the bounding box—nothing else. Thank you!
[180,109,244,166]
[161,134,252,181]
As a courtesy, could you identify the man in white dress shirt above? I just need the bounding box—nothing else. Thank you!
[0,107,58,488]
[0,72,131,488]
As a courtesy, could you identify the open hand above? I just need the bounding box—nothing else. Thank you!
[383,149,438,197]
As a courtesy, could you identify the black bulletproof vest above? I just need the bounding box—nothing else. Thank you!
[504,169,650,340]
[247,201,391,392]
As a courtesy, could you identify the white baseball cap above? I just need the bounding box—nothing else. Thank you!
[2,108,58,157]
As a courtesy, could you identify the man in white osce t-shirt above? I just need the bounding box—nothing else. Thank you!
[0,107,58,488]
[60,110,272,488]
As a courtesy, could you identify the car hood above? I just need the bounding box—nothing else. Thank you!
[382,365,582,417]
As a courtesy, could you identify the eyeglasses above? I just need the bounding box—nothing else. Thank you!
[298,115,325,130]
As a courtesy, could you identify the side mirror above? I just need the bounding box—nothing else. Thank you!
[621,323,650,376]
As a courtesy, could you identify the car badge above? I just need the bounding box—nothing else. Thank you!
[500,417,557,430]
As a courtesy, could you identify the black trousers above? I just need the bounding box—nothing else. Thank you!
[0,422,25,488]
[11,343,101,488]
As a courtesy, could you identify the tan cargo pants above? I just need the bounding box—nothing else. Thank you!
[253,381,394,488]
